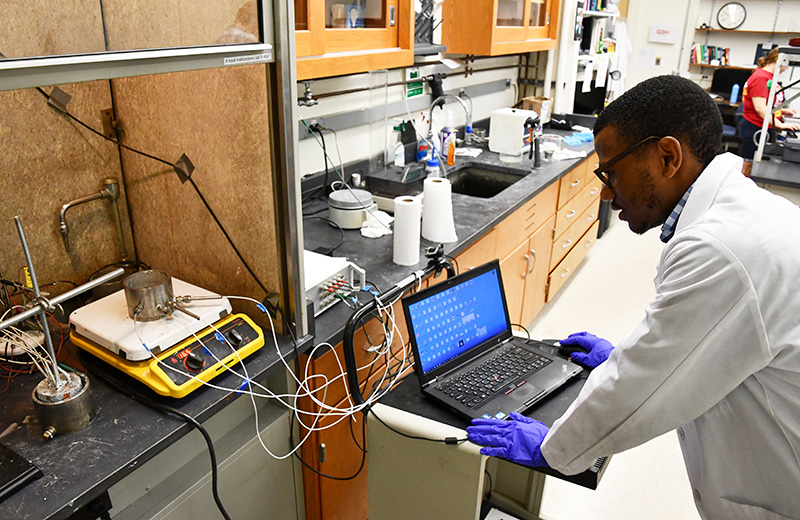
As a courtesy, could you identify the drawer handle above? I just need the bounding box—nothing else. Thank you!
[585,239,594,248]
[570,179,581,187]
[561,239,572,249]
[560,268,570,278]
[586,213,596,221]
[565,210,576,219]
[522,254,531,279]
[528,249,537,274]
[590,187,599,195]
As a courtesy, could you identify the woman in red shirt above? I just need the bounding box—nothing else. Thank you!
[739,47,798,177]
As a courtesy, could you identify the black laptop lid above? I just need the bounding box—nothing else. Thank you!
[402,260,513,385]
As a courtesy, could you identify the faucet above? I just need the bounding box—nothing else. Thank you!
[59,177,129,260]
[525,116,542,169]
[427,94,473,145]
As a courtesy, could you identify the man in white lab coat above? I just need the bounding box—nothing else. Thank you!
[468,75,800,519]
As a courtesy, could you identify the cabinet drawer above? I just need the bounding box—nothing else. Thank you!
[495,182,558,259]
[553,176,602,238]
[550,198,601,268]
[557,164,587,209]
[547,220,600,301]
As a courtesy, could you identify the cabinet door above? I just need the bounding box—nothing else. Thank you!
[499,238,533,326]
[527,0,557,39]
[307,398,370,520]
[455,229,497,271]
[296,0,413,79]
[519,214,555,326]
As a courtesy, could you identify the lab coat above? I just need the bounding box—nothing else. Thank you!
[540,153,800,520]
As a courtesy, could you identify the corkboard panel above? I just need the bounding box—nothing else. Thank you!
[102,0,259,51]
[0,81,134,288]
[110,64,280,309]
[1,0,105,59]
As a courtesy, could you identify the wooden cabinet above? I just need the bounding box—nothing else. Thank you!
[499,214,555,326]
[297,300,409,520]
[547,153,601,301]
[442,0,560,56]
[294,0,414,80]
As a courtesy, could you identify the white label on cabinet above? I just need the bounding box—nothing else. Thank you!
[224,53,273,66]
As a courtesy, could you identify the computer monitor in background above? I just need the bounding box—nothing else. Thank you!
[710,68,754,98]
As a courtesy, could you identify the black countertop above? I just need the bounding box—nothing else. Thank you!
[304,141,597,349]
[0,138,595,520]
[0,329,309,520]
[752,153,800,188]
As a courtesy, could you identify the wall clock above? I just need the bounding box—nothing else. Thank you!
[717,2,746,30]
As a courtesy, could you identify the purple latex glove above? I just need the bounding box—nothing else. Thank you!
[561,331,614,368]
[466,411,549,467]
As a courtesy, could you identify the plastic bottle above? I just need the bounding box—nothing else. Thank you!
[394,142,405,167]
[445,132,456,166]
[426,153,441,178]
[440,110,455,153]
[730,83,740,104]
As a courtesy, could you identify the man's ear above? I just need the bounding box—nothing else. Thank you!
[658,136,682,179]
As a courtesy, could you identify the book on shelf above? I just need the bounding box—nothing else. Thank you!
[690,43,730,66]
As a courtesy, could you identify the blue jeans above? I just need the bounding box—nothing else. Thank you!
[738,118,773,161]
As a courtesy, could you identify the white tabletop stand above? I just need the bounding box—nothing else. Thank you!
[367,403,547,520]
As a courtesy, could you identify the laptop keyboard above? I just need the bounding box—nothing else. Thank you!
[434,346,551,408]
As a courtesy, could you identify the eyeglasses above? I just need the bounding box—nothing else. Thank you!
[593,136,662,187]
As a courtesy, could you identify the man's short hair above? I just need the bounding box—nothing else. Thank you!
[594,75,723,167]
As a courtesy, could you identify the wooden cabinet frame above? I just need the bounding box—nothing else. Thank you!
[295,0,414,80]
[442,0,560,56]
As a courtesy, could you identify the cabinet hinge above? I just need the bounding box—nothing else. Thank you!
[319,443,327,463]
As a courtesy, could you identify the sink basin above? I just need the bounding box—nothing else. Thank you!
[446,166,526,198]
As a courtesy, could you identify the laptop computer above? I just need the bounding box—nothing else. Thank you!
[402,259,583,420]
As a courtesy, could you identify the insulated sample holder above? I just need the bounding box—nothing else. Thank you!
[72,313,264,398]
[304,250,366,316]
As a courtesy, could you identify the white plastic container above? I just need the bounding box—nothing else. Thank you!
[488,107,539,162]
[440,109,455,152]
[327,189,376,229]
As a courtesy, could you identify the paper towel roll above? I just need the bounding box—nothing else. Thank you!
[421,177,458,243]
[393,196,421,266]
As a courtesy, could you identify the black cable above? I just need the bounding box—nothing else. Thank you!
[510,323,531,341]
[318,128,331,196]
[83,364,233,520]
[483,469,493,501]
[139,402,233,520]
[444,255,460,274]
[302,216,345,255]
[288,411,368,481]
[367,405,468,445]
[37,86,272,299]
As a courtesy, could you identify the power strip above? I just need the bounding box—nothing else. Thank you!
[304,250,366,317]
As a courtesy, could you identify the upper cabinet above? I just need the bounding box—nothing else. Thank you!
[295,0,414,80]
[442,0,560,56]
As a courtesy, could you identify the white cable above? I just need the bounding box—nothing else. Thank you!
[126,292,412,460]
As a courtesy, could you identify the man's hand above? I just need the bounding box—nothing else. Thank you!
[466,412,549,467]
[561,331,614,368]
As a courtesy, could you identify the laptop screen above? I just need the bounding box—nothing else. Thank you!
[405,261,510,375]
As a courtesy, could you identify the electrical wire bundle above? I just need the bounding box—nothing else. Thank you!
[0,268,68,394]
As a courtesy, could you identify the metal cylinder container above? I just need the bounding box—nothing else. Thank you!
[32,371,96,438]
[124,270,173,321]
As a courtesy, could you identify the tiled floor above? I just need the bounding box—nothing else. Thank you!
[528,215,702,520]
